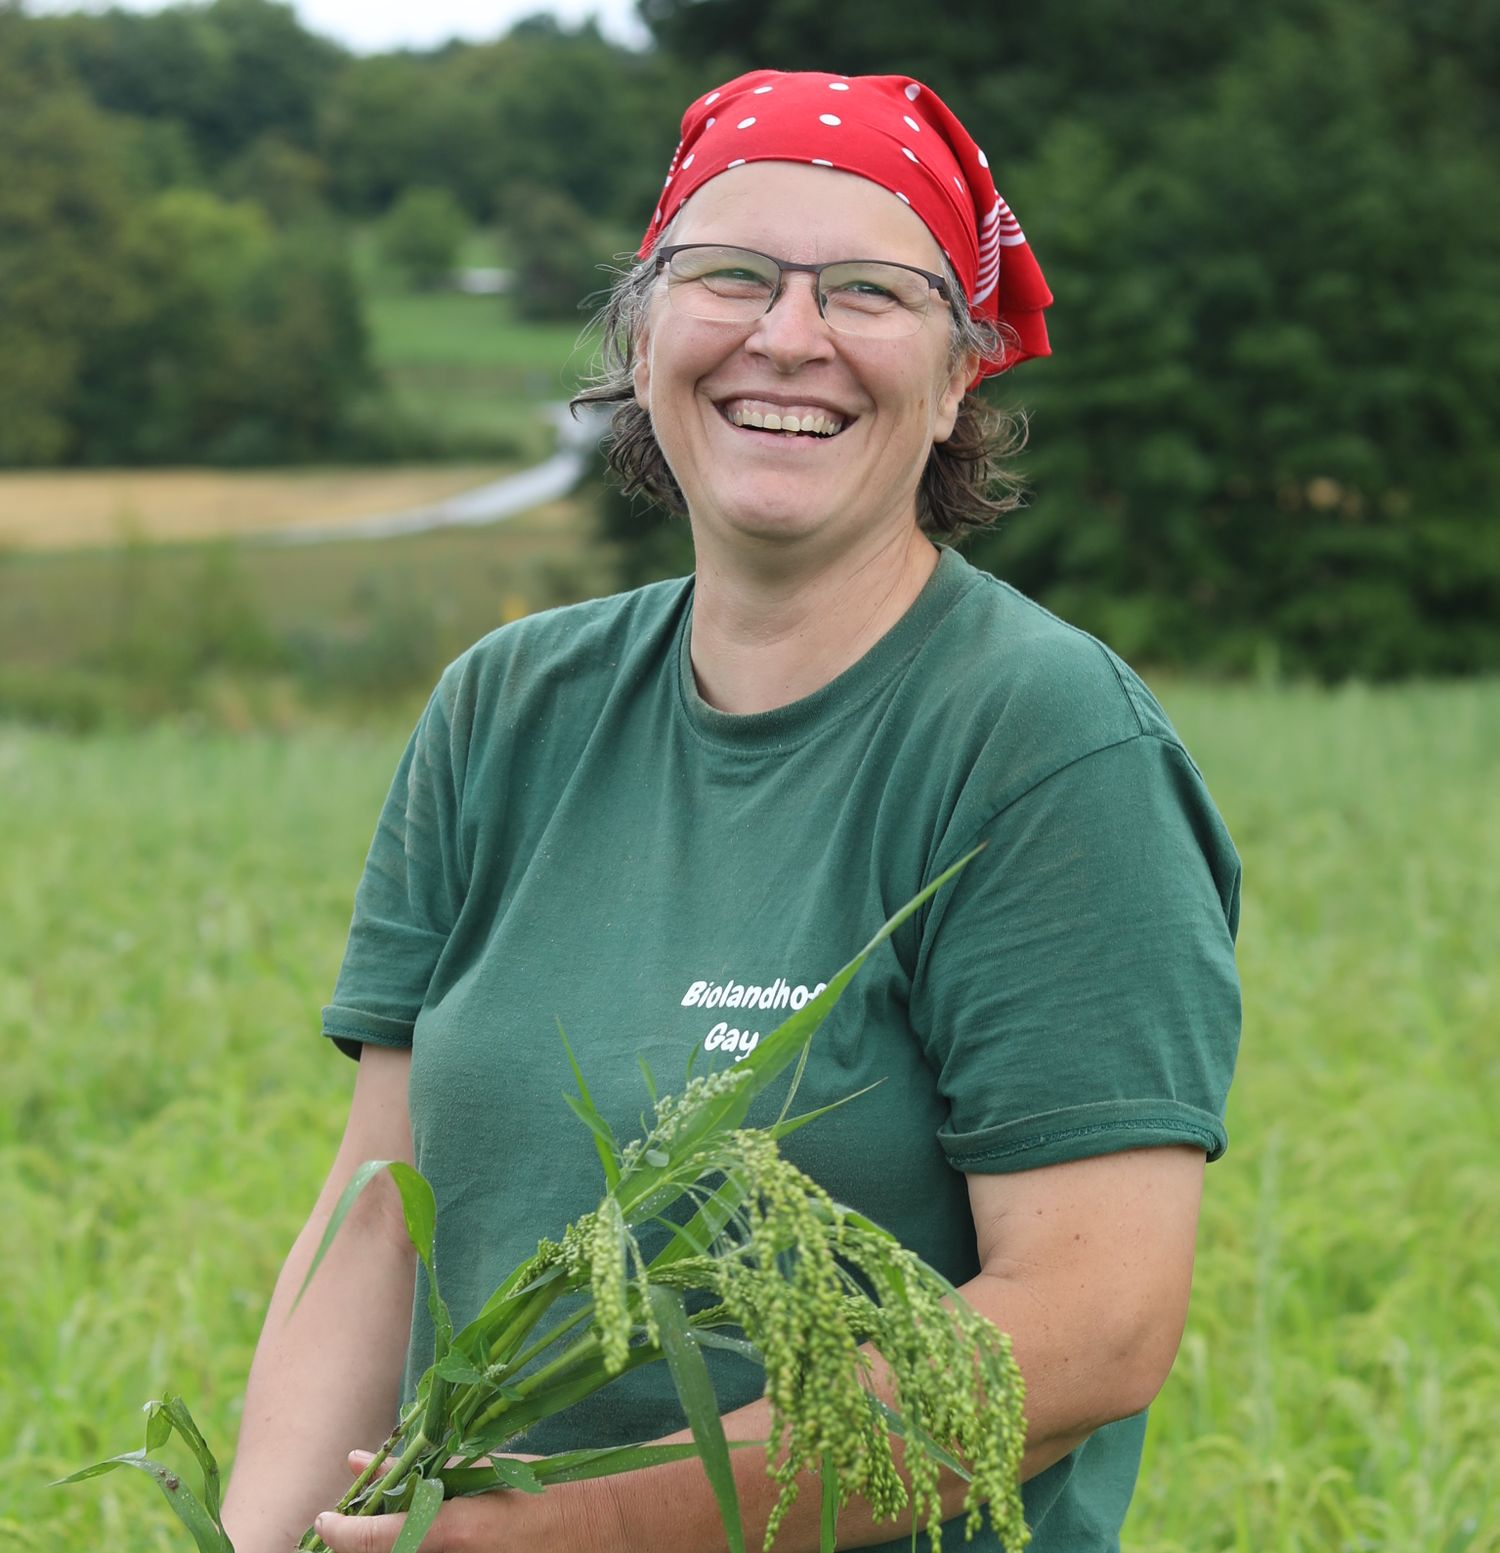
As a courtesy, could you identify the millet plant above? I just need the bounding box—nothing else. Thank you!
[62,855,1030,1553]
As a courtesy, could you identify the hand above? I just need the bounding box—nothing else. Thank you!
[314,1450,615,1553]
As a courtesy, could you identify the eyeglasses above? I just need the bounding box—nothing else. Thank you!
[654,244,953,339]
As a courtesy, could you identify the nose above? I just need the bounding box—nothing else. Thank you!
[744,273,837,372]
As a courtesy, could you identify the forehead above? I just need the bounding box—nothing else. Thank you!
[666,162,947,270]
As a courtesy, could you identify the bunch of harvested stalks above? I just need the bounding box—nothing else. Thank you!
[63,859,1029,1553]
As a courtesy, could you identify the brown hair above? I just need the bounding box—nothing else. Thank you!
[570,247,1028,543]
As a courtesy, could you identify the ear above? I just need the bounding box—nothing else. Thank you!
[932,348,980,444]
[632,326,652,412]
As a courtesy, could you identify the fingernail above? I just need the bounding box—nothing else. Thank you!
[315,1513,328,1533]
[351,1450,373,1464]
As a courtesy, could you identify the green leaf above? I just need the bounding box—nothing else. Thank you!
[769,1081,885,1142]
[646,1166,751,1270]
[382,1162,454,1363]
[437,1456,545,1496]
[532,1440,763,1485]
[54,1452,232,1553]
[563,1092,626,1177]
[866,1396,972,1481]
[142,1399,172,1453]
[648,1284,746,1553]
[293,1157,396,1311]
[820,1454,839,1553]
[636,1054,658,1104]
[557,1020,621,1190]
[686,1328,762,1365]
[432,1350,485,1385]
[390,1474,445,1553]
[160,1396,225,1525]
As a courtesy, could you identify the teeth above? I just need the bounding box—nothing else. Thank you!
[724,404,844,436]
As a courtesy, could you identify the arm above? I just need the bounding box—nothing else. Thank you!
[222,1044,417,1553]
[317,1143,1204,1553]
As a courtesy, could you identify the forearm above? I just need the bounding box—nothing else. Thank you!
[601,1264,1147,1553]
[222,1184,416,1553]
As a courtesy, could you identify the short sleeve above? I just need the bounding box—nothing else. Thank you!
[912,732,1242,1172]
[321,680,470,1059]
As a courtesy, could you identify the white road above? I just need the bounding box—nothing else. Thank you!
[261,403,610,546]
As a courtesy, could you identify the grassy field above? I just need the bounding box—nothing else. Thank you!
[2,677,1496,1550]
[0,495,617,728]
[359,229,602,463]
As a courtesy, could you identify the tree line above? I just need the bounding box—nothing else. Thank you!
[3,0,1497,676]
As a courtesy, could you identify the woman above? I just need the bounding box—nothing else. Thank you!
[222,70,1241,1553]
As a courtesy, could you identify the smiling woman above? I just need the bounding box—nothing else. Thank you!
[218,69,1242,1553]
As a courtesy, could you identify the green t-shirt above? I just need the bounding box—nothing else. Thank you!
[323,546,1242,1552]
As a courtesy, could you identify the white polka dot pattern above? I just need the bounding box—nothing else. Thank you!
[737,117,756,129]
[819,114,841,126]
[903,115,921,132]
[905,83,920,100]
[902,147,918,163]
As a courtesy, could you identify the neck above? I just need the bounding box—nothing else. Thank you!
[688,524,939,714]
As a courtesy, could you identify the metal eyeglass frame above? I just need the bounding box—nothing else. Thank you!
[652,244,955,329]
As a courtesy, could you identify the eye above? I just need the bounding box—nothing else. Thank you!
[669,249,775,296]
[825,277,902,313]
[821,263,929,315]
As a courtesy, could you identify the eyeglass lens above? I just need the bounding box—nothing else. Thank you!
[664,246,935,337]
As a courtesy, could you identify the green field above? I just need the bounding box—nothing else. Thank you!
[3,680,1497,1550]
[0,496,618,728]
[358,229,603,462]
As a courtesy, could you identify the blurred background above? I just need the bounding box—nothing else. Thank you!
[2,2,1497,1550]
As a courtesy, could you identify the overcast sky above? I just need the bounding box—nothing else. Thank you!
[24,0,652,53]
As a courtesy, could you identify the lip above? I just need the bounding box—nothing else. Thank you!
[710,390,856,420]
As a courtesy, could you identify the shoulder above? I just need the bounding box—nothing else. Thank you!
[911,552,1191,816]
[428,574,693,736]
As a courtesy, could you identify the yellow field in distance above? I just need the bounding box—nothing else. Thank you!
[0,465,516,552]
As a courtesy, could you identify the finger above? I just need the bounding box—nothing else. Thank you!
[314,1509,411,1553]
[347,1449,391,1476]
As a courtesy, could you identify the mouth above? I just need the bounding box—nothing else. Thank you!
[716,397,850,439]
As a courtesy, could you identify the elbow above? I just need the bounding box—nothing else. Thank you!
[1102,1300,1191,1422]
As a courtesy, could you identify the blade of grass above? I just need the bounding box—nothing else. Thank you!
[557,1019,621,1190]
[866,1396,972,1481]
[390,1475,444,1553]
[820,1455,839,1553]
[54,1454,231,1553]
[160,1396,225,1525]
[648,1284,746,1553]
[532,1440,764,1485]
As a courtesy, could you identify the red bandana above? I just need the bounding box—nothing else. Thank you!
[637,69,1052,378]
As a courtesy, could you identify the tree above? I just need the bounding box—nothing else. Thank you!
[969,5,1500,676]
[0,25,138,464]
[503,183,626,321]
[378,186,470,291]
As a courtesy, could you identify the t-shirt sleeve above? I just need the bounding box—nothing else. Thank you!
[912,732,1242,1173]
[321,680,470,1059]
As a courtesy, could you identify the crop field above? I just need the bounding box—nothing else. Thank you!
[0,466,519,552]
[2,678,1497,1551]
